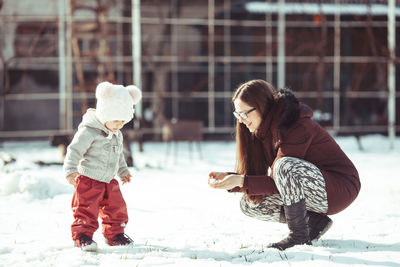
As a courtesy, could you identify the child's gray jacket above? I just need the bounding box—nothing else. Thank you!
[63,108,130,183]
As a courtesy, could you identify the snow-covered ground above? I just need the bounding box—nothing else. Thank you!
[0,135,399,267]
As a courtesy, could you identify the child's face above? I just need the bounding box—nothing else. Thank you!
[105,120,125,132]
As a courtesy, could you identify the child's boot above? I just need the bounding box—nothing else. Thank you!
[74,233,98,252]
[107,233,133,246]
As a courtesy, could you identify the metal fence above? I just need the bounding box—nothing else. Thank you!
[0,0,398,147]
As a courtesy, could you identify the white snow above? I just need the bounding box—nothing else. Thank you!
[209,178,220,185]
[0,135,400,267]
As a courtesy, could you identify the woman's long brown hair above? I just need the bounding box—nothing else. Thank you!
[232,80,276,176]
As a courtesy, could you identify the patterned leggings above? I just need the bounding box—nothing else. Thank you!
[240,157,328,223]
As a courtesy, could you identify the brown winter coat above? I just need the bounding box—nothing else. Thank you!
[239,99,361,215]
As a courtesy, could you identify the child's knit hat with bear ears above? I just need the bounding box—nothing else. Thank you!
[95,81,142,125]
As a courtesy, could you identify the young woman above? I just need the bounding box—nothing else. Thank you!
[208,79,360,250]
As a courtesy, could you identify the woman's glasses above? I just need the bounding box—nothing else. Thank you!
[233,107,256,120]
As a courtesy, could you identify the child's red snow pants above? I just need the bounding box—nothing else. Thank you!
[71,175,129,240]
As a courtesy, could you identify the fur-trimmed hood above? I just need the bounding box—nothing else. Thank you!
[274,88,302,132]
[256,88,313,140]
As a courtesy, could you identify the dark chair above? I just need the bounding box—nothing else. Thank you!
[162,120,203,162]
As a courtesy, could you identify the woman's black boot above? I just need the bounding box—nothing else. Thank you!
[308,211,333,241]
[268,199,311,250]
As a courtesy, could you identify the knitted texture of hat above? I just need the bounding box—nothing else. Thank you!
[95,82,142,124]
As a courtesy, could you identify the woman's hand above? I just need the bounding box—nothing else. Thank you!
[66,172,79,186]
[121,174,132,185]
[208,172,244,190]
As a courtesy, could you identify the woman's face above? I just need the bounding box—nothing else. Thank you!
[233,98,262,133]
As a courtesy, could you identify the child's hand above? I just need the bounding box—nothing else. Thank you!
[121,174,132,185]
[66,172,79,186]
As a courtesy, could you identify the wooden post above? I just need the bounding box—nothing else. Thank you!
[58,0,66,130]
[333,0,341,133]
[208,0,215,131]
[65,0,73,131]
[277,0,285,89]
[387,0,396,149]
[132,0,142,120]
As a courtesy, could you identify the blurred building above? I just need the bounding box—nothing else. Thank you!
[0,0,399,141]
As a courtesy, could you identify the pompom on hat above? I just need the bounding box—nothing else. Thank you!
[95,81,142,124]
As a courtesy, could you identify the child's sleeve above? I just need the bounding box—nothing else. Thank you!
[117,150,130,179]
[63,127,94,177]
[116,133,130,178]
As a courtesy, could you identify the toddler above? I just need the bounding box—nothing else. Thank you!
[63,81,142,252]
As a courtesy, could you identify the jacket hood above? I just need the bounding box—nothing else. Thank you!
[275,89,300,132]
[299,103,313,119]
[256,89,313,139]
[275,88,314,132]
[79,108,111,134]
